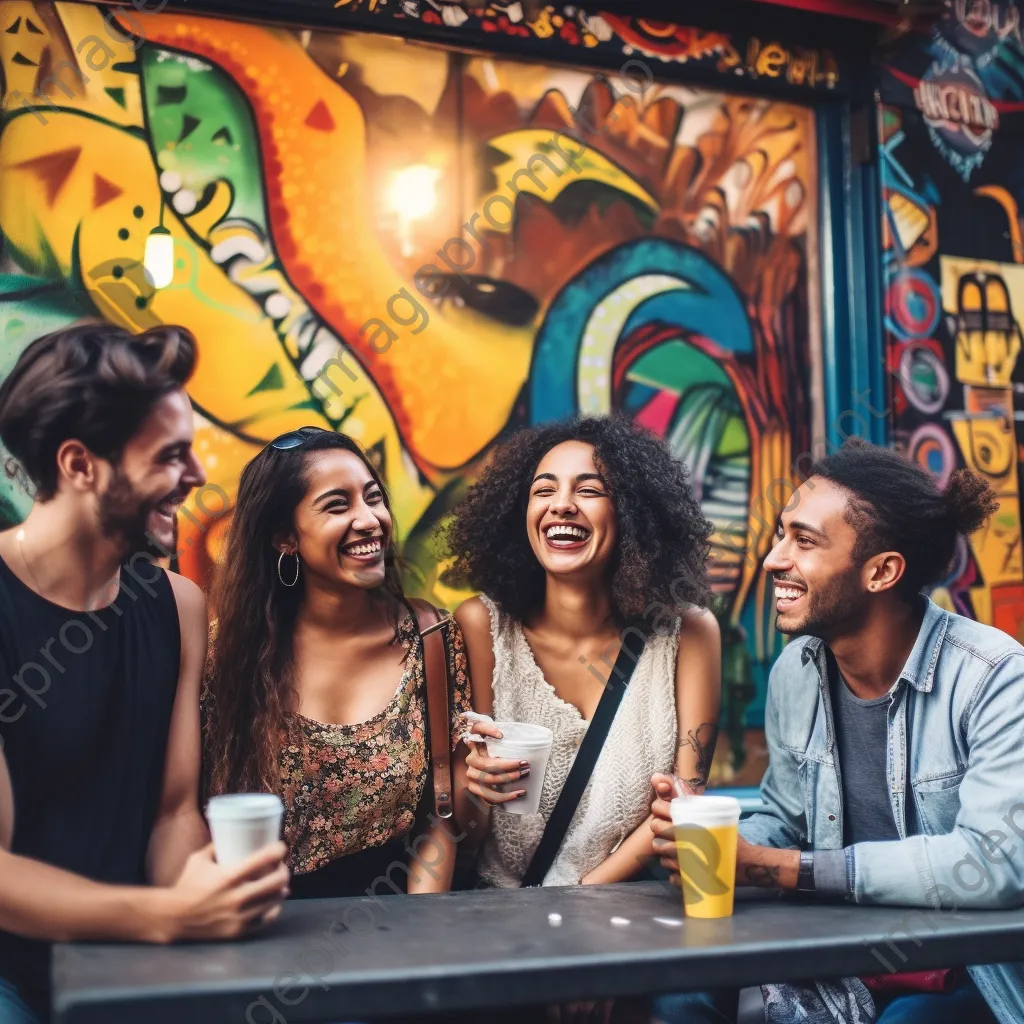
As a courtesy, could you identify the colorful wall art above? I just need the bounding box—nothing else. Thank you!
[880,0,1024,642]
[311,2,845,94]
[0,2,824,781]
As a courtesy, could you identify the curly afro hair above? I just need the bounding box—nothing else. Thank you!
[441,415,713,631]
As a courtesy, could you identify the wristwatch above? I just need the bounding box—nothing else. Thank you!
[797,851,816,892]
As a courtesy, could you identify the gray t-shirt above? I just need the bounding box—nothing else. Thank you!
[828,653,901,845]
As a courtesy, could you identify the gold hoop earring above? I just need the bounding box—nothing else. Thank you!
[277,550,300,587]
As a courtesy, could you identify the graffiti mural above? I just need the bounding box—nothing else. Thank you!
[881,0,1024,641]
[245,1,845,94]
[0,2,822,781]
[885,0,1024,181]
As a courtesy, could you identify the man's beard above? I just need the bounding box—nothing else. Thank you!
[776,565,866,639]
[98,470,164,558]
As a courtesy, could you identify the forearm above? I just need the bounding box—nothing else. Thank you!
[0,849,172,944]
[582,818,657,886]
[147,808,210,886]
[737,845,800,889]
[675,728,718,793]
[673,610,722,792]
[453,746,490,854]
[406,815,458,894]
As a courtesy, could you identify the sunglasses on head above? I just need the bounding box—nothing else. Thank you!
[267,427,331,452]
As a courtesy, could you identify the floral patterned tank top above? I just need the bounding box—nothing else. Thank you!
[206,614,471,877]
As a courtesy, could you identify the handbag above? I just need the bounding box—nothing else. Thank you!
[408,599,455,820]
[520,627,647,888]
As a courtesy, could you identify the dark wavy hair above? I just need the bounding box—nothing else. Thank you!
[205,427,408,796]
[442,415,713,630]
[0,320,196,500]
[811,438,998,597]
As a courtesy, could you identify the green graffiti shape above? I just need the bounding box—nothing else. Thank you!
[142,48,267,230]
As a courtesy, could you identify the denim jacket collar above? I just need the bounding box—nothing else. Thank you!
[797,596,949,694]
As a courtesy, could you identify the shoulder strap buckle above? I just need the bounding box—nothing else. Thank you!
[419,610,452,638]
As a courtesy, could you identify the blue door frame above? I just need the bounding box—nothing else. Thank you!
[818,101,888,449]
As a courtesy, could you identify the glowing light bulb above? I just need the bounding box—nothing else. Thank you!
[386,165,441,223]
[144,227,174,289]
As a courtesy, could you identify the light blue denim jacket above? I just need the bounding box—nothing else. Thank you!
[740,598,1024,1024]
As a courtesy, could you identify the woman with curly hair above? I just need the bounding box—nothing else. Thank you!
[203,427,473,898]
[445,415,722,890]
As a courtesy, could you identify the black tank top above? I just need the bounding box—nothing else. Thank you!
[0,555,181,1018]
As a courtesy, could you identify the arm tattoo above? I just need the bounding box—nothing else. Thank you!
[744,864,781,887]
[678,722,720,786]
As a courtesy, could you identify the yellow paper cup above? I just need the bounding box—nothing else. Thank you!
[670,795,741,919]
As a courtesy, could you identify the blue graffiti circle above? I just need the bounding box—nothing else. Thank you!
[888,269,941,341]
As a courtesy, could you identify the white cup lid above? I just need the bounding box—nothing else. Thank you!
[207,793,284,819]
[490,722,554,746]
[670,794,742,828]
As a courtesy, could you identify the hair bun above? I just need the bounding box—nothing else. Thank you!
[944,468,998,536]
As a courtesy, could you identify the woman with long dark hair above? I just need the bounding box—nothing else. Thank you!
[203,427,473,897]
[445,415,722,891]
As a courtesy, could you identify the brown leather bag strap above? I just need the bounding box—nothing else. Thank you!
[408,598,454,820]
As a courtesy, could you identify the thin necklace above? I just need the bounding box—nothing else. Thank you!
[15,528,119,609]
[15,528,48,599]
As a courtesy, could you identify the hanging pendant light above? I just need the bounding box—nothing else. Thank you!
[144,200,174,289]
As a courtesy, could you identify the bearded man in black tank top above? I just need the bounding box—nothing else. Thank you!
[0,322,290,1023]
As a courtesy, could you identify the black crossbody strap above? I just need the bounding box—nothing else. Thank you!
[520,628,647,888]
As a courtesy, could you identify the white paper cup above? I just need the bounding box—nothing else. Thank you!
[670,795,741,919]
[206,794,285,866]
[485,722,554,815]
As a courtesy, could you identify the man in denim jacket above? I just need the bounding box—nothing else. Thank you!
[652,440,1024,1024]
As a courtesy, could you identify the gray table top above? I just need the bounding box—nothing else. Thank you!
[53,881,1024,1023]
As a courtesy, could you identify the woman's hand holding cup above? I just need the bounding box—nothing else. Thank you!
[464,719,529,806]
[650,773,704,884]
[650,773,682,885]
